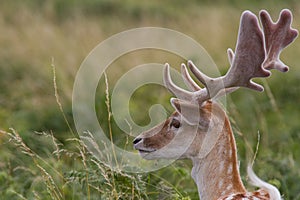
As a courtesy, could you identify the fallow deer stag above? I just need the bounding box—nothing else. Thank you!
[133,9,298,200]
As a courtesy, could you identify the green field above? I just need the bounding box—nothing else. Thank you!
[0,0,300,199]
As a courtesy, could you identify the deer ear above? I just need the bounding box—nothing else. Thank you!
[170,98,209,126]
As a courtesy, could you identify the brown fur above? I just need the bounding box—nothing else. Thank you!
[134,101,272,200]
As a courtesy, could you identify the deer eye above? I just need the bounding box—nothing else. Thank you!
[170,118,181,129]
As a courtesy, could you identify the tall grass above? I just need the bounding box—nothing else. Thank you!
[0,65,191,199]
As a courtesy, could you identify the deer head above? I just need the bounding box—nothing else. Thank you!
[133,9,297,161]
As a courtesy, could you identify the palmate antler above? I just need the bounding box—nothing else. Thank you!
[261,9,299,72]
[164,9,298,104]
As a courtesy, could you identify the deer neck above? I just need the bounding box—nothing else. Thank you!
[190,116,246,200]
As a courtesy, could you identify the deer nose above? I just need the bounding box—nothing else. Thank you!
[133,137,142,144]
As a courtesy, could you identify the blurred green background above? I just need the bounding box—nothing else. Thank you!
[0,0,299,199]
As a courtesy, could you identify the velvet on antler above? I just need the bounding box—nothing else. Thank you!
[164,9,298,104]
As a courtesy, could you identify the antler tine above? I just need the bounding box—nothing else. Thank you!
[163,63,194,101]
[260,9,298,72]
[187,60,212,89]
[227,48,235,66]
[187,60,224,97]
[181,63,202,91]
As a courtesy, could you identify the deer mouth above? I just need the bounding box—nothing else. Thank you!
[135,147,156,154]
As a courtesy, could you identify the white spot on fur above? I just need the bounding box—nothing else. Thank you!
[227,164,233,174]
[221,190,226,196]
[228,148,232,158]
[219,160,225,172]
[226,184,233,191]
[218,179,224,189]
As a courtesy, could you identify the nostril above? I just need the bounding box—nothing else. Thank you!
[133,137,142,144]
